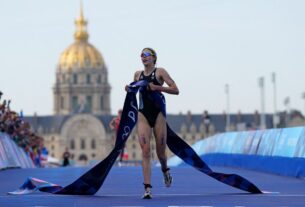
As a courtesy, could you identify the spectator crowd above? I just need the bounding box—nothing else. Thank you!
[0,91,47,167]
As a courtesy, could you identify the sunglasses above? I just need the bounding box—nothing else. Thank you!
[140,51,154,58]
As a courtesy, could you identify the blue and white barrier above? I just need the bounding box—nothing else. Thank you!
[0,132,35,170]
[168,127,305,178]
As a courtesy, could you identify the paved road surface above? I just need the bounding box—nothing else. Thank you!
[1,165,305,207]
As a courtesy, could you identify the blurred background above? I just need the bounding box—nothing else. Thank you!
[0,0,304,167]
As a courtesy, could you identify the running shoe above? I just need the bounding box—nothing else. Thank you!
[142,188,152,199]
[163,168,173,187]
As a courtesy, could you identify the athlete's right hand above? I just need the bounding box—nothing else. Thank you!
[125,85,129,92]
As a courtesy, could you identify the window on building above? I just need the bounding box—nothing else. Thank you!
[100,96,104,109]
[72,96,78,112]
[91,139,96,149]
[73,74,78,84]
[86,74,91,84]
[86,96,92,112]
[70,139,75,149]
[62,74,66,83]
[79,154,88,161]
[81,139,86,149]
[60,97,64,109]
[97,75,101,84]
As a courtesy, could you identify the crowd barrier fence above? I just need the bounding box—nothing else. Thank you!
[0,132,35,170]
[168,127,305,178]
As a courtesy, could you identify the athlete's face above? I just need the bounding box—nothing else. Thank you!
[141,50,155,66]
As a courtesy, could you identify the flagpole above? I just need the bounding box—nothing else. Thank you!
[258,77,266,129]
[225,84,230,131]
[302,92,305,117]
[271,72,278,128]
[284,97,290,126]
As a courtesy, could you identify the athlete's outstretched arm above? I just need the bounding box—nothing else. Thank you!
[150,68,179,95]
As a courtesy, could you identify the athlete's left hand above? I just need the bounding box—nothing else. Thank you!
[148,83,159,91]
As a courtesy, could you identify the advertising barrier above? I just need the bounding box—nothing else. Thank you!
[272,127,303,157]
[295,128,305,157]
[0,132,35,170]
[168,126,305,178]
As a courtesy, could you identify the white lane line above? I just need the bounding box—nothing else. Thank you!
[262,191,280,194]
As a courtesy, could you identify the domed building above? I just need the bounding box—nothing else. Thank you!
[53,7,110,115]
[44,7,113,165]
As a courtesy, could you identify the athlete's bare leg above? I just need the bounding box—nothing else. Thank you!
[153,112,168,171]
[137,112,152,185]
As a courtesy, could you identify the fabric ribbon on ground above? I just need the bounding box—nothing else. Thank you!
[8,80,262,195]
[8,83,139,195]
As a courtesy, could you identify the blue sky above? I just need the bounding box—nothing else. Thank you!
[1,0,305,116]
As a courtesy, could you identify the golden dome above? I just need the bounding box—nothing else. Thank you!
[58,4,105,71]
[59,42,105,70]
